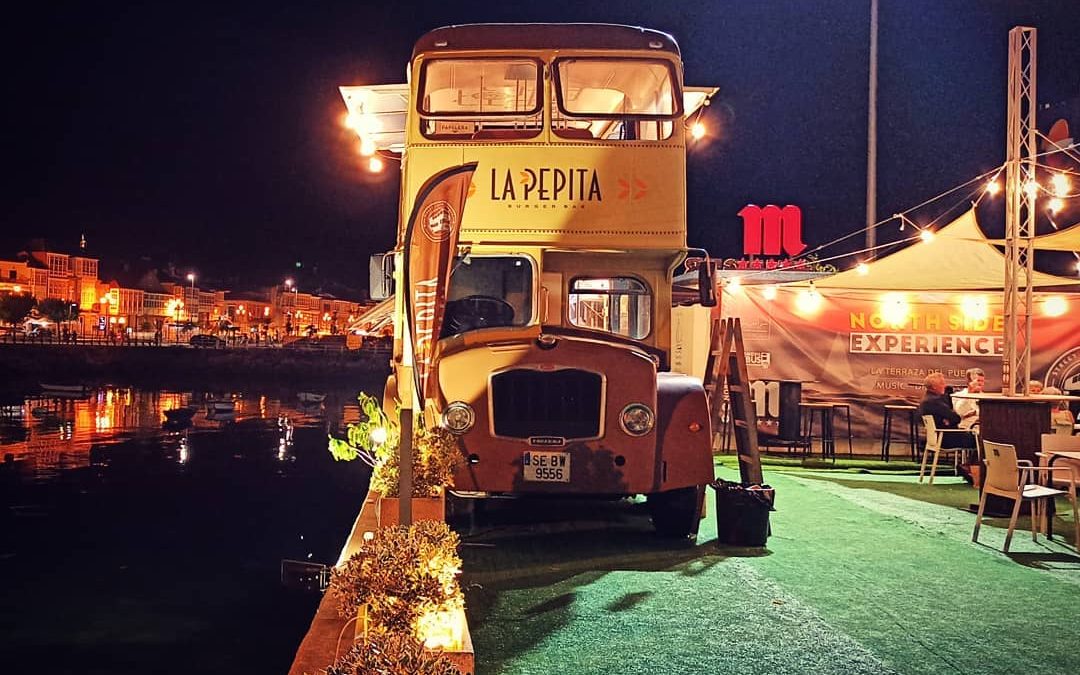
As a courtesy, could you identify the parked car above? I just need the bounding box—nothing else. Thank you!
[189,334,226,348]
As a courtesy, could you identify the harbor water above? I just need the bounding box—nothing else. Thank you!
[0,382,378,674]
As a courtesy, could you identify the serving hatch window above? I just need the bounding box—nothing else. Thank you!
[419,58,543,139]
[552,58,680,141]
[568,277,651,339]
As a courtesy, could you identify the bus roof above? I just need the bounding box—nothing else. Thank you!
[412,23,680,60]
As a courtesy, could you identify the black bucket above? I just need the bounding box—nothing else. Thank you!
[711,479,775,547]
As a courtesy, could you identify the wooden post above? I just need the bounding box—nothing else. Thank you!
[400,408,413,525]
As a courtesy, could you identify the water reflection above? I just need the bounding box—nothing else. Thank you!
[0,385,363,479]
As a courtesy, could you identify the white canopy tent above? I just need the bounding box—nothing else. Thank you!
[789,209,1080,291]
[988,221,1080,252]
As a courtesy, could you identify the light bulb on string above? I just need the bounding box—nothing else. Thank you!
[985,179,1002,196]
[1051,173,1071,198]
[1048,197,1064,214]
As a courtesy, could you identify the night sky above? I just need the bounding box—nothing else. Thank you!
[4,1,1079,292]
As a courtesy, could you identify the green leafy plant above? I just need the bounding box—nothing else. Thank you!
[328,393,463,497]
[325,632,461,675]
[328,392,400,465]
[0,293,35,327]
[330,520,463,637]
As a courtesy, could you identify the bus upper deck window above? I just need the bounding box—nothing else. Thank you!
[567,277,652,339]
[419,59,543,140]
[552,58,681,141]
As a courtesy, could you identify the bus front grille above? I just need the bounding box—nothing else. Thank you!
[491,368,602,439]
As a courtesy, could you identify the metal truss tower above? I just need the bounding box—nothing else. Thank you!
[1003,26,1037,395]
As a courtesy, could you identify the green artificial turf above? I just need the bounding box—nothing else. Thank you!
[459,463,1080,674]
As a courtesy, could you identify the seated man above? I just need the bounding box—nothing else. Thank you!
[1041,386,1075,435]
[918,372,977,449]
[1028,379,1044,394]
[952,367,985,431]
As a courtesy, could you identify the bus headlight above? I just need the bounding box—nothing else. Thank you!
[620,403,655,436]
[442,402,475,434]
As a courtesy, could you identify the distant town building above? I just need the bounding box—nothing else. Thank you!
[0,239,370,339]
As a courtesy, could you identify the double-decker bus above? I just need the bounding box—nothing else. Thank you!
[342,23,718,537]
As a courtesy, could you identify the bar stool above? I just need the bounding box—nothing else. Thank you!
[799,402,836,460]
[830,403,854,456]
[881,404,919,461]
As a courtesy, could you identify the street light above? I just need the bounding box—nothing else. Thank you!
[166,297,184,344]
[187,273,196,327]
[283,278,298,335]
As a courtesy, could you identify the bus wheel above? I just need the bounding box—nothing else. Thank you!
[647,485,704,539]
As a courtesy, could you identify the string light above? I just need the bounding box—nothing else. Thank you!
[985,179,1002,196]
[1042,295,1067,318]
[1050,172,1071,198]
[725,277,742,294]
[690,121,706,140]
[856,262,870,276]
[960,295,989,321]
[762,285,778,300]
[880,292,910,327]
[1023,180,1039,197]
[368,155,384,173]
[919,229,935,243]
[1048,197,1064,214]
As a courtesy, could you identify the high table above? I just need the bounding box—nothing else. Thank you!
[950,392,1080,514]
[950,392,1080,463]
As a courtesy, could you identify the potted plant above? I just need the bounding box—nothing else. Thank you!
[329,393,464,526]
[328,520,471,671]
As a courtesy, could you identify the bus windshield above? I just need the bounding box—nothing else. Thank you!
[442,255,534,337]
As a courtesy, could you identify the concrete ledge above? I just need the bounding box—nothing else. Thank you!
[288,491,474,675]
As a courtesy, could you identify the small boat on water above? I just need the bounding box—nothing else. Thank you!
[206,399,236,414]
[39,383,88,397]
[163,407,197,423]
[297,392,326,404]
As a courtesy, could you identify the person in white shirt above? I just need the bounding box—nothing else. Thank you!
[953,367,985,431]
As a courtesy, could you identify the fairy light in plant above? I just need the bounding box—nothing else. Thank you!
[370,426,388,446]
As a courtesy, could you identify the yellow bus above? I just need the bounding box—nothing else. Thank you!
[342,23,718,537]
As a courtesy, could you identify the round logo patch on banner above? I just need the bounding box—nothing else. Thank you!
[1047,347,1080,393]
[420,201,457,242]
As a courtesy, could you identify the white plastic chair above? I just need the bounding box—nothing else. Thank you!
[973,440,1079,552]
[1039,433,1080,490]
[919,415,975,484]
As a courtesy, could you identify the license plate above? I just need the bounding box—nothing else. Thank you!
[522,451,570,483]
